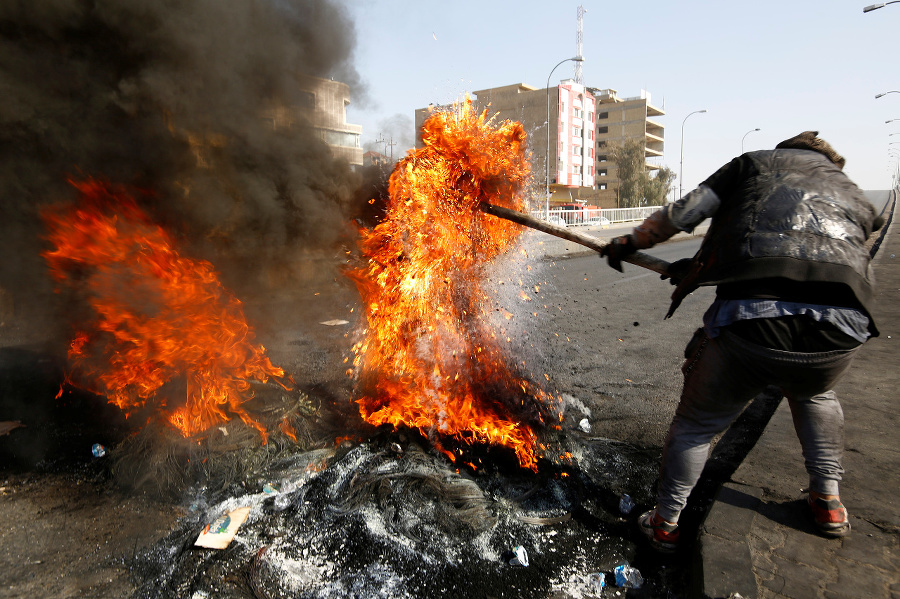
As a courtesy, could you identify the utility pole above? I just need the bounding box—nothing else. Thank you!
[575,6,585,85]
[376,135,396,163]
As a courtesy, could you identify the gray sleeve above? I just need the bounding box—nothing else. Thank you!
[666,184,721,232]
[630,185,721,249]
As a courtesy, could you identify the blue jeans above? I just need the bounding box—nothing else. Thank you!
[656,328,859,524]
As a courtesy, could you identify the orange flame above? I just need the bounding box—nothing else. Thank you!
[348,99,555,471]
[42,178,284,440]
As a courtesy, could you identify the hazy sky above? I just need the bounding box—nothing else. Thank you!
[344,0,898,193]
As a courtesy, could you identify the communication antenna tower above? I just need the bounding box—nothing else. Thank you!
[575,5,585,84]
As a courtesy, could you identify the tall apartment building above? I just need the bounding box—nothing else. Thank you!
[468,81,595,206]
[261,74,364,169]
[588,88,665,206]
[415,83,664,209]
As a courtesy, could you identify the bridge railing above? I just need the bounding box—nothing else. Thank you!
[529,206,662,227]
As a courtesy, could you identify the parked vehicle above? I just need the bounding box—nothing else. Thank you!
[586,216,611,228]
[546,216,567,227]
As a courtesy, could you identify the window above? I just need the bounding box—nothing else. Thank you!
[598,183,607,190]
[598,155,607,162]
[598,111,609,119]
[299,91,316,110]
[574,165,582,175]
[597,168,607,177]
[323,130,360,148]
[574,108,582,118]
[597,126,608,134]
[597,141,607,149]
[574,128,581,137]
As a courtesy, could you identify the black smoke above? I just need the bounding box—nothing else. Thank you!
[0,0,371,338]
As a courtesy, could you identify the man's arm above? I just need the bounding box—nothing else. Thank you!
[631,185,721,249]
[600,156,746,271]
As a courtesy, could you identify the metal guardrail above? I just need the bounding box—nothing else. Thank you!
[529,206,661,227]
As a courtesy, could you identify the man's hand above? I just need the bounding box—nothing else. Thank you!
[600,235,637,272]
[660,258,693,285]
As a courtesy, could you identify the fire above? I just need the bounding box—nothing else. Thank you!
[42,178,285,440]
[348,99,556,471]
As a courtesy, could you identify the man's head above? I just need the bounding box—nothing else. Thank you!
[775,131,846,170]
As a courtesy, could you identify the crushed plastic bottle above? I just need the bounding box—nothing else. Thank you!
[273,493,292,511]
[262,482,279,494]
[614,564,643,589]
[91,443,106,458]
[618,494,635,515]
[578,418,591,433]
[587,572,605,593]
[508,545,529,567]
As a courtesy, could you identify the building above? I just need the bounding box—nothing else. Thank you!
[588,88,665,206]
[415,83,664,209]
[261,74,364,169]
[363,150,389,168]
[462,81,594,209]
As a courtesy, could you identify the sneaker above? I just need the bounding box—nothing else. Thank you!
[638,508,679,553]
[807,493,851,538]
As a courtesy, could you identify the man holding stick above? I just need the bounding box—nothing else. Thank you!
[600,131,884,552]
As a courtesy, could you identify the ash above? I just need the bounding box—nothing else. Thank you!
[132,431,667,599]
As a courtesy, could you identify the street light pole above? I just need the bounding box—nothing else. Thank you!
[679,109,707,200]
[876,90,900,99]
[741,127,761,154]
[864,1,900,12]
[546,56,584,218]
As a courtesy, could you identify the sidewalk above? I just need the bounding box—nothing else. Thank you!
[699,196,900,599]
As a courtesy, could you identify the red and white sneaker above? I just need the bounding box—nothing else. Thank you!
[638,508,679,553]
[808,492,851,538]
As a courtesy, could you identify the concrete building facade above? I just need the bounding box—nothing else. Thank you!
[415,83,665,209]
[262,74,364,168]
[588,88,665,206]
[467,81,596,208]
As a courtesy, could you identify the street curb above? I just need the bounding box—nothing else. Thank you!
[539,227,708,261]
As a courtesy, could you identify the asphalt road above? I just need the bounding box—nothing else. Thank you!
[517,232,709,450]
[256,185,893,454]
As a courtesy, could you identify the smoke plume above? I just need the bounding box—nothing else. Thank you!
[0,0,367,337]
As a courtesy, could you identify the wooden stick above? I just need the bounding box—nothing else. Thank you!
[478,202,671,276]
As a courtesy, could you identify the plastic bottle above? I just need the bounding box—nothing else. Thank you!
[91,443,106,458]
[587,572,605,593]
[619,494,635,515]
[614,564,643,589]
[508,545,529,567]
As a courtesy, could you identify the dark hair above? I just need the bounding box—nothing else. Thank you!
[775,131,845,169]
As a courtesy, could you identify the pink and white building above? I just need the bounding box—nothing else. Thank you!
[552,80,595,189]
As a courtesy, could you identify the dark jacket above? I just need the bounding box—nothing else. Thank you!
[637,149,881,330]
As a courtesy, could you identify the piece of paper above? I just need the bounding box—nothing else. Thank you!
[195,506,251,549]
[319,319,349,326]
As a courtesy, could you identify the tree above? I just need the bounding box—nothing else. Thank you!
[609,138,645,208]
[609,139,675,207]
[646,166,676,205]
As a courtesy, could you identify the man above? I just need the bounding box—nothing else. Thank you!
[600,131,883,552]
